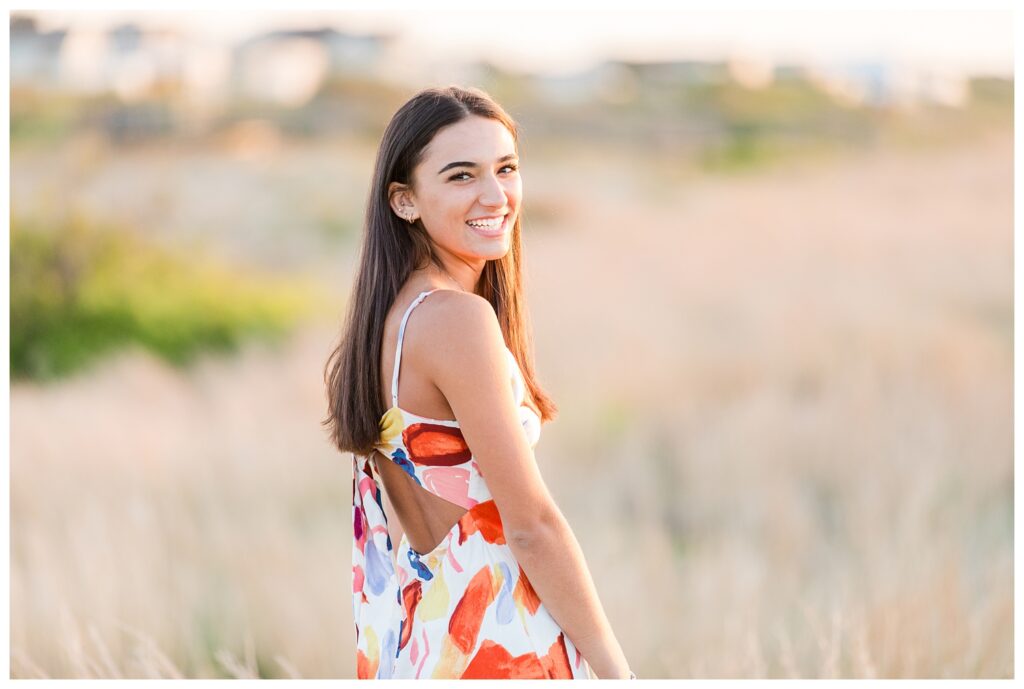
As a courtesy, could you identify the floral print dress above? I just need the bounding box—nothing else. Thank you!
[351,289,592,679]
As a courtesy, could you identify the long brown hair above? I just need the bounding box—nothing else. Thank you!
[322,85,558,457]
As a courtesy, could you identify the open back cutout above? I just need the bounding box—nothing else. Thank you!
[376,289,470,557]
[371,449,469,556]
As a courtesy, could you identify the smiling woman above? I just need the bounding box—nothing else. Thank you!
[322,86,634,680]
[388,115,521,258]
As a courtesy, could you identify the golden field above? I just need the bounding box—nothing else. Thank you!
[10,117,1012,677]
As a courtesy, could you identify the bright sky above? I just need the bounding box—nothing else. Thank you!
[25,5,1015,77]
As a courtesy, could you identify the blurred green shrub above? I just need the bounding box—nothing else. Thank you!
[697,121,771,171]
[11,212,329,381]
[11,88,80,146]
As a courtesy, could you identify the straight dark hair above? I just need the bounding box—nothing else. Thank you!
[322,85,557,457]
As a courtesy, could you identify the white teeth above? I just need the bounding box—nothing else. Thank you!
[467,216,505,228]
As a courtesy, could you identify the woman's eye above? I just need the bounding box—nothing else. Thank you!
[448,164,518,182]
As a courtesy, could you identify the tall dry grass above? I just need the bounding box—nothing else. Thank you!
[10,126,1012,677]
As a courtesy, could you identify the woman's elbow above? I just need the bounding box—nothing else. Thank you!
[505,502,563,548]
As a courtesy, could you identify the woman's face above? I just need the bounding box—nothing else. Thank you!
[389,115,521,264]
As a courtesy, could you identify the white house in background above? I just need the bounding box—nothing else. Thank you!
[629,59,731,88]
[532,64,608,105]
[10,14,67,89]
[533,58,731,105]
[229,28,397,106]
[803,60,970,109]
[536,55,973,110]
[102,23,189,101]
[13,17,191,100]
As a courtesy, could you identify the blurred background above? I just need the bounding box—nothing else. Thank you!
[8,7,1013,679]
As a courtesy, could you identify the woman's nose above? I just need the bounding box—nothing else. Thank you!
[478,174,508,207]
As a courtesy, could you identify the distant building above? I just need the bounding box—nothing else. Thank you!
[773,63,815,83]
[102,23,187,100]
[229,28,397,105]
[805,60,969,109]
[534,58,731,105]
[628,59,730,88]
[10,14,67,89]
[14,17,190,100]
[533,63,615,105]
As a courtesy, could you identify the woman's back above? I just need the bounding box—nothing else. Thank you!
[351,288,591,679]
[373,286,474,557]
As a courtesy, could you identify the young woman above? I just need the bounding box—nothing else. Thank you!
[323,86,634,680]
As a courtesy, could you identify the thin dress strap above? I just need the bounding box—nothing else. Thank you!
[391,289,440,409]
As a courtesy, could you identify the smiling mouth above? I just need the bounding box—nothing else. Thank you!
[465,214,509,235]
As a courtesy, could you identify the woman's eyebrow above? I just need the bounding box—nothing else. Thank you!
[437,153,518,175]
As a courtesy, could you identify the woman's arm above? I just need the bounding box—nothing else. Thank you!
[506,508,631,678]
[417,292,632,680]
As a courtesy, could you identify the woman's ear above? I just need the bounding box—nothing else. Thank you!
[388,182,417,220]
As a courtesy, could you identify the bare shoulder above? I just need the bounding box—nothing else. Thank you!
[410,289,556,538]
[414,289,505,358]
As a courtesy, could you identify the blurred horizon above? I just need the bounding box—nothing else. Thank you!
[23,8,1014,78]
[15,8,1012,107]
